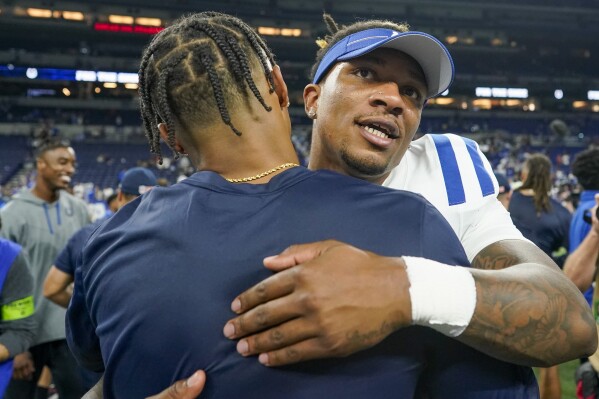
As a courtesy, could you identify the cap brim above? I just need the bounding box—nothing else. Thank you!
[338,32,454,98]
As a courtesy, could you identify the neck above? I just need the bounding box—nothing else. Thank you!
[191,123,299,184]
[32,179,58,203]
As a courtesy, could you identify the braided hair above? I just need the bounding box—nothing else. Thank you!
[519,153,553,213]
[138,12,276,163]
[310,14,410,81]
[572,148,599,190]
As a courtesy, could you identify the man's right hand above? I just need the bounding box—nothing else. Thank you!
[12,352,34,380]
[223,240,412,366]
[146,370,206,399]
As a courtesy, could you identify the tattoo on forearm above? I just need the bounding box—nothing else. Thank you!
[466,274,573,364]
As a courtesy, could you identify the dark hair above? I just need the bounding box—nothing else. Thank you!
[139,12,277,163]
[34,138,71,159]
[519,153,553,213]
[572,148,599,190]
[309,14,410,81]
[106,193,118,205]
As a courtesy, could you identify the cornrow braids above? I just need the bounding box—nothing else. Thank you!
[138,12,277,161]
[310,14,410,81]
[157,51,191,161]
[200,49,242,136]
[519,154,553,214]
[571,148,599,190]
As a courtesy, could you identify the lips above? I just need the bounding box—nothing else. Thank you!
[60,175,72,184]
[356,117,400,148]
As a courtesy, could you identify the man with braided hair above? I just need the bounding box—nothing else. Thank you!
[220,12,596,377]
[69,11,537,399]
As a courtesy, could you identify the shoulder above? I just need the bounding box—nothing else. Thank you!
[314,170,430,202]
[397,134,497,207]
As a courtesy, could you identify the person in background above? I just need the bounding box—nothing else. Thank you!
[495,172,512,210]
[569,149,599,308]
[0,139,90,399]
[563,194,599,399]
[0,216,36,398]
[43,166,156,391]
[508,153,571,399]
[105,193,119,215]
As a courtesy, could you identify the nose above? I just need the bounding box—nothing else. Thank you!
[369,83,403,116]
[64,162,75,175]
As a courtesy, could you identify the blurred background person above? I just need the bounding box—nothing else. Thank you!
[0,139,90,399]
[508,153,572,399]
[495,172,512,210]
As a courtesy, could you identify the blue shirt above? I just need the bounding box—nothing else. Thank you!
[570,190,599,306]
[67,168,537,399]
[54,220,105,276]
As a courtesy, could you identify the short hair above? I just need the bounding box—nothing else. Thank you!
[34,138,71,159]
[309,14,410,81]
[572,148,599,190]
[519,153,553,213]
[138,12,277,163]
[106,193,118,206]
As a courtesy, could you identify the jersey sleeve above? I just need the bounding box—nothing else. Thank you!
[0,252,36,357]
[460,196,528,262]
[429,135,529,261]
[54,234,78,275]
[420,202,470,266]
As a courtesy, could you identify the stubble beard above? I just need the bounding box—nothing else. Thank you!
[339,141,389,180]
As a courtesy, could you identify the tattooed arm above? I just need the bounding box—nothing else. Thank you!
[458,239,596,366]
[223,239,596,367]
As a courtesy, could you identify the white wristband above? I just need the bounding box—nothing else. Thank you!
[403,256,477,337]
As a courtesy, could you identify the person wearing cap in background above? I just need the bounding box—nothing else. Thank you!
[0,138,90,399]
[495,173,512,210]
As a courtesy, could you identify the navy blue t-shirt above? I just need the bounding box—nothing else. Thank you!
[67,168,537,399]
[54,220,104,275]
[509,191,571,266]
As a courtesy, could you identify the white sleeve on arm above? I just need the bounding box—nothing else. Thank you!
[460,197,529,262]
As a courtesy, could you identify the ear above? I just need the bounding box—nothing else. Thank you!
[271,65,289,109]
[158,123,187,154]
[117,190,125,205]
[303,83,320,118]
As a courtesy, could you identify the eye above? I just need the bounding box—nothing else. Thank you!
[402,86,422,100]
[353,68,375,80]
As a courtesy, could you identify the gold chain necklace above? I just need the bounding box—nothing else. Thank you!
[225,163,299,183]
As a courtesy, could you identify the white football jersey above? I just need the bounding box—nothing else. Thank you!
[383,133,526,262]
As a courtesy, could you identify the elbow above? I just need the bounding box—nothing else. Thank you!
[580,323,599,359]
[42,287,54,301]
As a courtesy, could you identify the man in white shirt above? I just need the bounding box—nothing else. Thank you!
[222,15,595,369]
